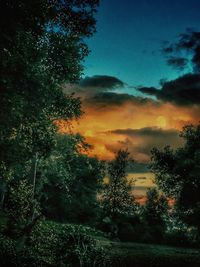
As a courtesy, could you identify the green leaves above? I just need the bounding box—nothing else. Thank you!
[5,179,41,239]
[0,1,102,263]
[101,150,136,218]
[151,123,200,229]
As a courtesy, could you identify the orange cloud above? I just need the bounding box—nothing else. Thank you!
[58,97,199,161]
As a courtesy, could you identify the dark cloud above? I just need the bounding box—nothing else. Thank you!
[111,127,181,155]
[139,74,200,105]
[106,127,183,162]
[167,57,188,70]
[86,92,158,107]
[79,75,125,89]
[163,30,200,72]
[63,75,126,99]
[112,127,180,138]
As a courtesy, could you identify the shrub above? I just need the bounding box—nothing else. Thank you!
[0,220,110,266]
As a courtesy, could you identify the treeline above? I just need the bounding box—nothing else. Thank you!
[90,140,200,248]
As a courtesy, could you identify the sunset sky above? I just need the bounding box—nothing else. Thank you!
[60,0,200,194]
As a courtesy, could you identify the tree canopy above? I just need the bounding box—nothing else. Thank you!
[151,124,200,229]
[0,0,100,243]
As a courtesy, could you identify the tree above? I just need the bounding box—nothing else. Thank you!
[0,0,99,242]
[63,154,104,225]
[142,188,168,243]
[0,0,99,198]
[101,150,136,220]
[151,124,200,233]
[40,134,104,224]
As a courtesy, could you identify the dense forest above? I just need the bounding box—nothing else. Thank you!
[0,1,200,266]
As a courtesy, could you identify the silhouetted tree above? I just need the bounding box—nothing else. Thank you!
[41,134,104,224]
[151,124,200,235]
[102,150,135,217]
[100,150,137,237]
[142,188,168,243]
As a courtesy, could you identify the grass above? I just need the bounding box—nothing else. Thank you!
[100,240,200,267]
[32,220,200,266]
[1,215,200,267]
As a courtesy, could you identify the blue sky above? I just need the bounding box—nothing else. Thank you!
[83,0,200,89]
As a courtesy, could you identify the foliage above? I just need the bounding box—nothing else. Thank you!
[0,0,99,186]
[101,150,136,217]
[151,123,200,232]
[4,179,40,239]
[141,188,168,243]
[0,220,110,267]
[115,213,144,242]
[100,150,137,238]
[0,0,102,263]
[164,208,200,247]
[40,134,104,224]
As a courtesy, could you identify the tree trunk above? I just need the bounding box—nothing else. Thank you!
[0,182,6,210]
[31,152,38,221]
[32,152,38,199]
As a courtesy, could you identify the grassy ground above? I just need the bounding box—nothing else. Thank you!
[1,214,200,267]
[100,239,200,267]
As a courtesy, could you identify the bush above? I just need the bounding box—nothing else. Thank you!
[0,220,110,266]
[165,228,200,248]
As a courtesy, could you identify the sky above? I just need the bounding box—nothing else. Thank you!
[84,0,200,88]
[60,0,200,195]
